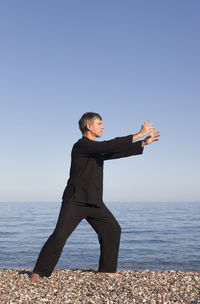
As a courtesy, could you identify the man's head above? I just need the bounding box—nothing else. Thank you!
[79,112,104,139]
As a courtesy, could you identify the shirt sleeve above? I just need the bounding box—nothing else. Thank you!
[103,140,144,160]
[75,135,134,155]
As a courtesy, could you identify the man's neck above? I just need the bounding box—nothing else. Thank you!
[83,132,97,141]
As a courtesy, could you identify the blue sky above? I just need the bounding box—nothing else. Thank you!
[1,0,199,203]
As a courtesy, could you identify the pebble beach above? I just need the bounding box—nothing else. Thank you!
[0,269,200,303]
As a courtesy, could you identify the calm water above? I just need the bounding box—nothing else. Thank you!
[0,202,199,272]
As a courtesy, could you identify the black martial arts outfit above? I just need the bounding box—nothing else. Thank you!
[33,135,143,277]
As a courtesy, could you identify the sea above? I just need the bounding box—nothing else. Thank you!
[0,202,199,272]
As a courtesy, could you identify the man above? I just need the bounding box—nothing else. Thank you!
[31,112,160,281]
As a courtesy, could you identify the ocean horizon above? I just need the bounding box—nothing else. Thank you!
[0,201,200,272]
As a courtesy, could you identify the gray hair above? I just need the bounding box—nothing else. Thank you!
[79,112,102,134]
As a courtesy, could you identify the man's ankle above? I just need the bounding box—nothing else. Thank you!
[30,272,42,282]
[98,271,122,276]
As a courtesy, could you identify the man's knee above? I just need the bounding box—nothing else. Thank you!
[114,221,121,239]
[100,221,121,242]
[50,228,68,245]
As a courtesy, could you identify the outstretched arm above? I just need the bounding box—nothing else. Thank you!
[77,120,159,155]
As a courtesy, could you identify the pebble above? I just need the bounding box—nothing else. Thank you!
[0,269,200,303]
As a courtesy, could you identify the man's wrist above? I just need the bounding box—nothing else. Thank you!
[132,133,141,141]
[141,140,146,148]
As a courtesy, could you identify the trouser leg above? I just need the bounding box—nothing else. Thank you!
[33,201,84,277]
[86,203,121,273]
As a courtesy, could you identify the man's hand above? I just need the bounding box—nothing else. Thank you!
[142,130,160,147]
[133,120,156,141]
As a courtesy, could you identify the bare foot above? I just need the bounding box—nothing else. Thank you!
[30,273,42,282]
[98,272,122,277]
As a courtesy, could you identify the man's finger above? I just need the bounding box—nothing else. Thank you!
[148,127,156,131]
[144,121,154,126]
[147,123,155,127]
[153,133,160,137]
[143,120,151,124]
[142,120,151,126]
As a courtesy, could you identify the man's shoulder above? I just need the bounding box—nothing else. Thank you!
[73,136,95,146]
[73,137,86,145]
[72,137,86,151]
[72,136,103,155]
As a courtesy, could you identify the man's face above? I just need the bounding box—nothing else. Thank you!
[87,118,104,138]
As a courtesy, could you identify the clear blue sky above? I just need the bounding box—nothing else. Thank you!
[1,0,199,203]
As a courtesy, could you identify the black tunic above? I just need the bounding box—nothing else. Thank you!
[62,135,143,206]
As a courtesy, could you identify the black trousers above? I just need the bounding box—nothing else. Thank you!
[33,200,121,277]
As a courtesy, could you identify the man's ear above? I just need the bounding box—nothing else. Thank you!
[86,123,91,131]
